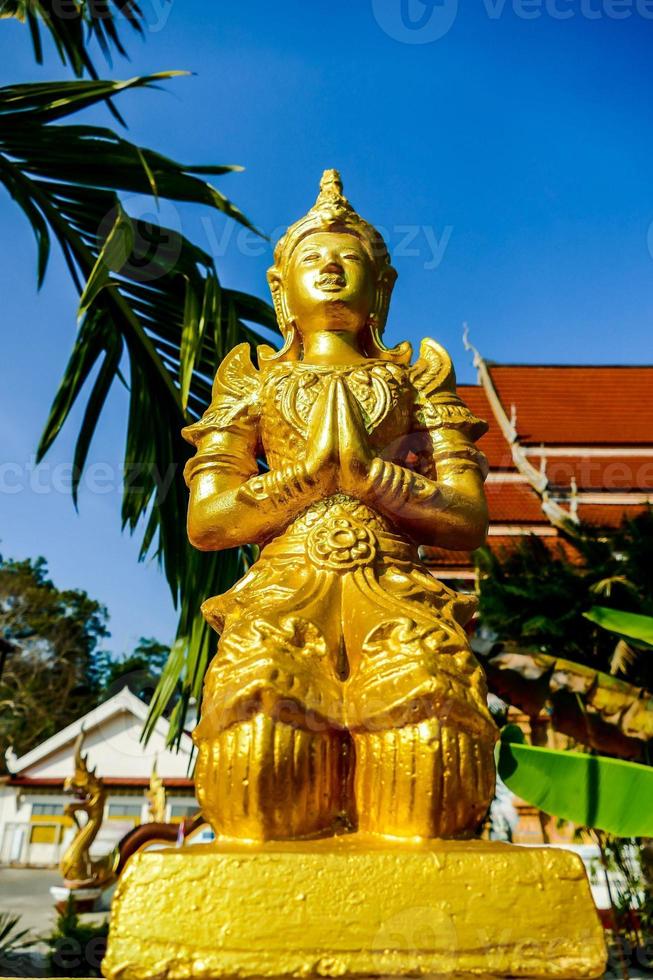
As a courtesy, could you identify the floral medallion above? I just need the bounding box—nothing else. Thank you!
[306,507,377,570]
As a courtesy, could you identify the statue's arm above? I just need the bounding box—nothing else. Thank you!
[363,432,488,550]
[184,355,339,552]
[357,338,489,549]
[186,448,325,552]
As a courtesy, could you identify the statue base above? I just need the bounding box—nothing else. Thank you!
[102,836,606,980]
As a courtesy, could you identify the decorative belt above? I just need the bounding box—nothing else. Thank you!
[261,507,417,571]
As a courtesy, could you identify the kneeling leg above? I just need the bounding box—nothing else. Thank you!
[195,713,354,841]
[352,720,495,839]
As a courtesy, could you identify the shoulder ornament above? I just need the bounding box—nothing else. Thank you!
[411,337,488,439]
[182,343,260,445]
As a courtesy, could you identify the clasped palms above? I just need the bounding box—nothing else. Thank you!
[305,377,374,496]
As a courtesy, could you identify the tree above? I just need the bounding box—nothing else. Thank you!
[0,554,109,760]
[0,3,278,748]
[474,510,653,757]
[476,509,653,681]
[96,636,171,704]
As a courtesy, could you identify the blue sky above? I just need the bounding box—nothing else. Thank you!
[1,0,652,657]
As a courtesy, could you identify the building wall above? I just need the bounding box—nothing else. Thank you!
[0,784,200,868]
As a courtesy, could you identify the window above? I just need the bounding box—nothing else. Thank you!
[29,825,59,844]
[170,804,200,819]
[108,803,142,818]
[31,802,64,816]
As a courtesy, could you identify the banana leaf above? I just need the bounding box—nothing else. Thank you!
[497,724,653,837]
[584,606,653,649]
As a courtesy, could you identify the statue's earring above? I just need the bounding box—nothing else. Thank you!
[365,277,412,365]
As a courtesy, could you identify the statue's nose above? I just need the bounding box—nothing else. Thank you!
[321,259,343,274]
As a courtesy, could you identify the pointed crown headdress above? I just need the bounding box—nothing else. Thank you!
[264,169,410,364]
[273,169,394,275]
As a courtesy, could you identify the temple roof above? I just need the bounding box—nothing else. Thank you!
[424,347,653,576]
[487,364,653,445]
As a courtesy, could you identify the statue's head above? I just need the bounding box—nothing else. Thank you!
[63,730,105,809]
[265,170,410,364]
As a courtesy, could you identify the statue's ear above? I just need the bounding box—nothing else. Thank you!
[266,266,288,330]
[266,266,282,294]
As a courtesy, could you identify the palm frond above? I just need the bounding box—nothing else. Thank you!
[0,912,31,955]
[0,0,157,79]
[0,74,278,748]
[610,639,638,677]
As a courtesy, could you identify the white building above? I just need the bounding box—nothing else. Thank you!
[0,687,197,868]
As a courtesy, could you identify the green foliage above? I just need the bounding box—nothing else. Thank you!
[476,509,653,689]
[0,913,32,975]
[584,606,653,649]
[95,636,171,703]
[497,724,653,837]
[0,554,109,759]
[1,7,280,749]
[0,0,152,82]
[47,897,108,978]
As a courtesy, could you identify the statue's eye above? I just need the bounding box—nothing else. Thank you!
[301,252,321,263]
[343,253,361,262]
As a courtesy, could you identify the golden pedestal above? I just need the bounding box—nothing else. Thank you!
[102,837,606,980]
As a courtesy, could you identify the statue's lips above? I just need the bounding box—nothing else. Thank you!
[315,274,346,292]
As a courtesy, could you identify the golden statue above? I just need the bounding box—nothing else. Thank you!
[146,759,166,824]
[103,171,606,980]
[60,732,117,887]
[183,169,496,841]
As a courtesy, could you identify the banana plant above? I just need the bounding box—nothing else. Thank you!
[475,642,653,760]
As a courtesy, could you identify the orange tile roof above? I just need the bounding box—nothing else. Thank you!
[428,363,653,564]
[422,533,579,570]
[488,365,653,445]
[421,548,474,568]
[575,503,651,527]
[485,482,546,523]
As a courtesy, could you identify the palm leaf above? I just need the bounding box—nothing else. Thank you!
[0,912,31,956]
[0,74,278,748]
[0,0,154,79]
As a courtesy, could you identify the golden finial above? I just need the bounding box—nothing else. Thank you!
[315,168,345,206]
[147,757,166,823]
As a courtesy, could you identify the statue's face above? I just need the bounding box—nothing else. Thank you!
[283,231,376,334]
